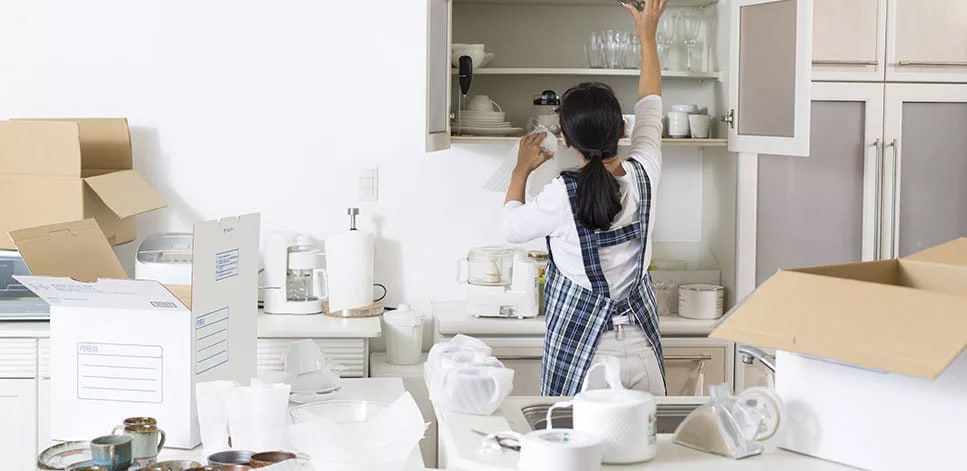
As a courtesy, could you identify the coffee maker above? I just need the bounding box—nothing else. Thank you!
[263,232,328,315]
[459,246,539,319]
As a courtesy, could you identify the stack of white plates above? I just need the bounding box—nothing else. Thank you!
[452,110,523,136]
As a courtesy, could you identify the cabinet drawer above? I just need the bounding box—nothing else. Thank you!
[0,339,37,378]
[662,338,734,397]
[257,338,367,378]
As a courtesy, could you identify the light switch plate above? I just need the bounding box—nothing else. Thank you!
[358,166,378,201]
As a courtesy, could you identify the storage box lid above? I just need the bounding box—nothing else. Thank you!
[12,118,133,171]
[8,219,127,282]
[712,239,967,380]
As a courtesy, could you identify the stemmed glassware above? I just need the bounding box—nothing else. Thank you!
[677,10,703,72]
[658,13,676,70]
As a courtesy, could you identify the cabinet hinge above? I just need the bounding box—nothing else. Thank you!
[721,109,735,129]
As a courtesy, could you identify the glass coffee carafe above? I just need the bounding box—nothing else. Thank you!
[286,249,327,302]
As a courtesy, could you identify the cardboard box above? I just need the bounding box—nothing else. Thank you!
[712,238,967,470]
[12,214,260,449]
[0,118,166,249]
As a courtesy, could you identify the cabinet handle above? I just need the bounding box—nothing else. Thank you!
[495,355,543,360]
[897,61,967,67]
[812,60,878,66]
[886,139,899,258]
[872,138,883,260]
[665,354,713,362]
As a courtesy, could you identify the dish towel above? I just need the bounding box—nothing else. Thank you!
[483,129,560,199]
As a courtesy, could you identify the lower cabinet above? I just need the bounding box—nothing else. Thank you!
[0,378,38,470]
[662,338,735,397]
[256,338,370,378]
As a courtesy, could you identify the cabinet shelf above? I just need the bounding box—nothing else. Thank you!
[454,0,719,7]
[452,68,720,80]
[452,136,728,147]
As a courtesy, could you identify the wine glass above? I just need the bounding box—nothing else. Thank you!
[658,13,676,70]
[677,10,703,72]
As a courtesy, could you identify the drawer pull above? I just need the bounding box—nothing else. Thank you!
[665,354,713,362]
[812,59,878,65]
[897,61,967,67]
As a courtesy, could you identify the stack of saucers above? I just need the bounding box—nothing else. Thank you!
[452,110,523,136]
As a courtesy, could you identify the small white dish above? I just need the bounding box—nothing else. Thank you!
[671,104,699,113]
[284,339,328,375]
[289,385,343,404]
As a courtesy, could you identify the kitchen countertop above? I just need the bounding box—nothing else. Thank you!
[436,396,855,471]
[433,301,718,337]
[0,310,382,339]
[157,377,425,470]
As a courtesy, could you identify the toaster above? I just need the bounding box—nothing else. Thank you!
[135,233,193,285]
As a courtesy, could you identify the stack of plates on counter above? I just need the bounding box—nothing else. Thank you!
[452,110,523,136]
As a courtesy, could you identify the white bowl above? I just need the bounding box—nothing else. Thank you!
[452,43,485,52]
[291,368,341,393]
[671,104,699,113]
[289,400,388,424]
[284,339,328,375]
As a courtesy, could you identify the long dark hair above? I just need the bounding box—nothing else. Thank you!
[559,82,624,231]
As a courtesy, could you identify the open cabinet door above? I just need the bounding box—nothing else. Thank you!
[426,0,451,152]
[727,0,813,156]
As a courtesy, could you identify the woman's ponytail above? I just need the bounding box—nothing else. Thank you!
[574,154,621,231]
[558,82,625,231]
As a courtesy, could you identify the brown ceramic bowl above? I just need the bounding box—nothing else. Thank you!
[249,451,297,468]
[185,466,251,471]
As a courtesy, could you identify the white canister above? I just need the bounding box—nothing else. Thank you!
[667,111,690,138]
[678,284,725,319]
[383,304,424,365]
[518,429,602,471]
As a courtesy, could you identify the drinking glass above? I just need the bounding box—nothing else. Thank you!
[658,14,676,70]
[626,34,641,69]
[677,10,703,71]
[602,30,622,69]
[586,32,604,68]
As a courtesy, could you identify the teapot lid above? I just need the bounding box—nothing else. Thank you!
[533,90,560,106]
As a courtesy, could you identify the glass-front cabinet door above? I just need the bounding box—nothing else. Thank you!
[756,83,885,286]
[884,84,967,257]
[727,0,813,156]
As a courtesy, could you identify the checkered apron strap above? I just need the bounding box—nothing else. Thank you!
[626,159,665,378]
[559,173,611,297]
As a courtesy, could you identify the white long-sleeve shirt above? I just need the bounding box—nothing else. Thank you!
[503,95,662,301]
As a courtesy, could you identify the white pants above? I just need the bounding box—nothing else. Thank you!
[586,324,666,396]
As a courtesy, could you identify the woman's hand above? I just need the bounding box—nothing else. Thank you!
[625,0,668,41]
[514,132,553,174]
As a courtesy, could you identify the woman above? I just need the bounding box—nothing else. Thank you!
[503,0,668,397]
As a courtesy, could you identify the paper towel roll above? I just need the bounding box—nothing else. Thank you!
[518,429,602,471]
[325,229,374,312]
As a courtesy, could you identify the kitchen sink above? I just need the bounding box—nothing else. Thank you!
[520,402,702,434]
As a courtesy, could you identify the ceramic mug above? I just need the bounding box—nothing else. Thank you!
[112,423,166,466]
[468,95,500,112]
[688,114,711,139]
[667,111,690,138]
[90,435,133,471]
[119,417,156,427]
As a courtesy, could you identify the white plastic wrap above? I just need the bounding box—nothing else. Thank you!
[424,335,515,416]
[483,126,560,198]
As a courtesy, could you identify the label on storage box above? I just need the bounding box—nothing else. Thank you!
[215,249,239,281]
[76,343,163,403]
[195,307,230,375]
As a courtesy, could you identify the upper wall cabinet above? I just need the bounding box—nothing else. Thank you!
[426,0,814,156]
[886,0,967,83]
[726,0,813,157]
[812,0,887,81]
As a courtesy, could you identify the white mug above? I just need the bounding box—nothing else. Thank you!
[688,114,711,139]
[667,111,690,138]
[622,114,636,138]
[468,95,499,112]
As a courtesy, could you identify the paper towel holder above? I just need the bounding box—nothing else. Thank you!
[348,207,359,231]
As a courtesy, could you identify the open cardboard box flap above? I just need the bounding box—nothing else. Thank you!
[0,120,83,177]
[9,218,190,307]
[712,238,967,380]
[84,170,167,219]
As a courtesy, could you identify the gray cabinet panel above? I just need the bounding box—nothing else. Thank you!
[757,101,866,285]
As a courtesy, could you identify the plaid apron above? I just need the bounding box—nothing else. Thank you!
[540,158,664,397]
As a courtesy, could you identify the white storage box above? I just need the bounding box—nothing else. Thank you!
[12,214,260,449]
[712,238,967,470]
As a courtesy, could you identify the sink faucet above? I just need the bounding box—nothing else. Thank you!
[738,345,776,373]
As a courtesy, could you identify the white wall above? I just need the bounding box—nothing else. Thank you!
[0,0,705,312]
